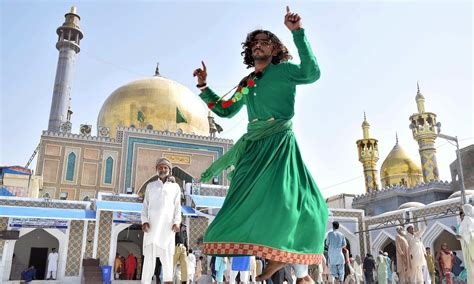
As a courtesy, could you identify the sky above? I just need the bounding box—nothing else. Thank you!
[1,0,472,198]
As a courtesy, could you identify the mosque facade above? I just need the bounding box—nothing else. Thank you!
[0,6,472,283]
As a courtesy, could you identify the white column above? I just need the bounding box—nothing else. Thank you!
[93,211,101,258]
[79,220,88,276]
[1,239,17,281]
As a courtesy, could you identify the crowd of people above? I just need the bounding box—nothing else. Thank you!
[138,154,472,284]
[114,252,138,280]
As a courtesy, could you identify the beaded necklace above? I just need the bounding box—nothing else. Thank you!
[208,71,263,109]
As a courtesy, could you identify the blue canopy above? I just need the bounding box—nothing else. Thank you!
[0,168,30,176]
[0,187,13,196]
[182,205,198,216]
[191,195,225,208]
[95,200,201,216]
[0,205,96,220]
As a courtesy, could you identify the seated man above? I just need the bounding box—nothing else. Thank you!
[21,266,36,283]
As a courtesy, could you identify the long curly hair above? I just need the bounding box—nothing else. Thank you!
[241,29,292,69]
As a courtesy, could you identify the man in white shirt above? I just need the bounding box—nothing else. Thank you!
[46,248,59,280]
[141,158,182,284]
[405,220,427,284]
[187,249,196,283]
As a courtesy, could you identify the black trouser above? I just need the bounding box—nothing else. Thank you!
[154,257,162,283]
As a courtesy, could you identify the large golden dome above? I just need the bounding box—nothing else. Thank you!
[97,76,209,137]
[380,142,423,187]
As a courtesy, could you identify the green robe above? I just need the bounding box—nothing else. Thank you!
[199,29,328,264]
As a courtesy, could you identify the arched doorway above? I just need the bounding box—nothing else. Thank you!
[137,175,158,197]
[11,229,59,280]
[115,224,143,280]
[172,166,194,188]
[381,239,396,268]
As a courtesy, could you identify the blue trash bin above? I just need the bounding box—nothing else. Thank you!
[101,265,112,284]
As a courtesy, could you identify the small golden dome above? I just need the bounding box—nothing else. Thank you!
[97,76,209,137]
[380,142,423,187]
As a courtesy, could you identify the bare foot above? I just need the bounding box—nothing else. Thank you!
[296,275,315,284]
[255,260,286,281]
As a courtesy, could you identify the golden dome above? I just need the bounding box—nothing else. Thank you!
[380,142,423,187]
[97,76,209,137]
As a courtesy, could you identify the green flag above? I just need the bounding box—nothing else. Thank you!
[176,107,187,123]
[137,111,145,122]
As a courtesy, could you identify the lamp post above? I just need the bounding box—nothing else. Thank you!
[436,123,467,205]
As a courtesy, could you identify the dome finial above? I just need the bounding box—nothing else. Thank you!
[415,81,425,113]
[396,132,399,144]
[416,81,424,99]
[361,112,370,138]
[154,63,160,76]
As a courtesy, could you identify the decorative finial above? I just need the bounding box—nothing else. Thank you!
[396,132,399,144]
[70,6,77,14]
[417,81,421,95]
[364,111,367,121]
[154,63,160,76]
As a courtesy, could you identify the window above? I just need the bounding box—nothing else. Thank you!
[104,156,113,184]
[66,152,76,181]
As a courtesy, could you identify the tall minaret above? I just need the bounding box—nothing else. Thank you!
[47,6,83,132]
[409,83,440,182]
[356,113,380,192]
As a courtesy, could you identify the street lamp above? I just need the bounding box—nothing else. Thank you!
[435,122,467,205]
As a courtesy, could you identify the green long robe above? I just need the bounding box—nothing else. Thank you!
[199,29,328,264]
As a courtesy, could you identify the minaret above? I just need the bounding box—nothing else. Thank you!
[356,113,380,192]
[47,6,83,132]
[409,83,440,182]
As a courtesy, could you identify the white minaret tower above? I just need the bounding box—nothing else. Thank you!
[47,6,83,132]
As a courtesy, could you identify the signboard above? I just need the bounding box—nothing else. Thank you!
[8,218,68,229]
[113,211,141,224]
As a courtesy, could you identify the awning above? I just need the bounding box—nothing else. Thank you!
[0,187,13,196]
[0,168,30,176]
[0,205,96,220]
[191,195,225,208]
[95,200,142,212]
[182,205,198,216]
[95,200,202,216]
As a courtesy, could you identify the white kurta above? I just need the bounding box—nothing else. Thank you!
[459,204,474,284]
[141,180,181,248]
[47,252,58,272]
[141,179,181,283]
[188,253,196,275]
[405,225,426,283]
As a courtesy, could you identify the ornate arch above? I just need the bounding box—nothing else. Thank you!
[423,221,457,250]
[371,230,395,255]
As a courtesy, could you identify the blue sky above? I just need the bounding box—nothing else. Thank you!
[1,0,472,197]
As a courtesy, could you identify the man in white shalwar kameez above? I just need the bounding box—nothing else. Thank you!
[46,248,59,280]
[141,158,182,284]
[405,220,427,284]
[458,204,474,284]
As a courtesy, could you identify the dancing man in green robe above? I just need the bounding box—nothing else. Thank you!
[193,6,328,284]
